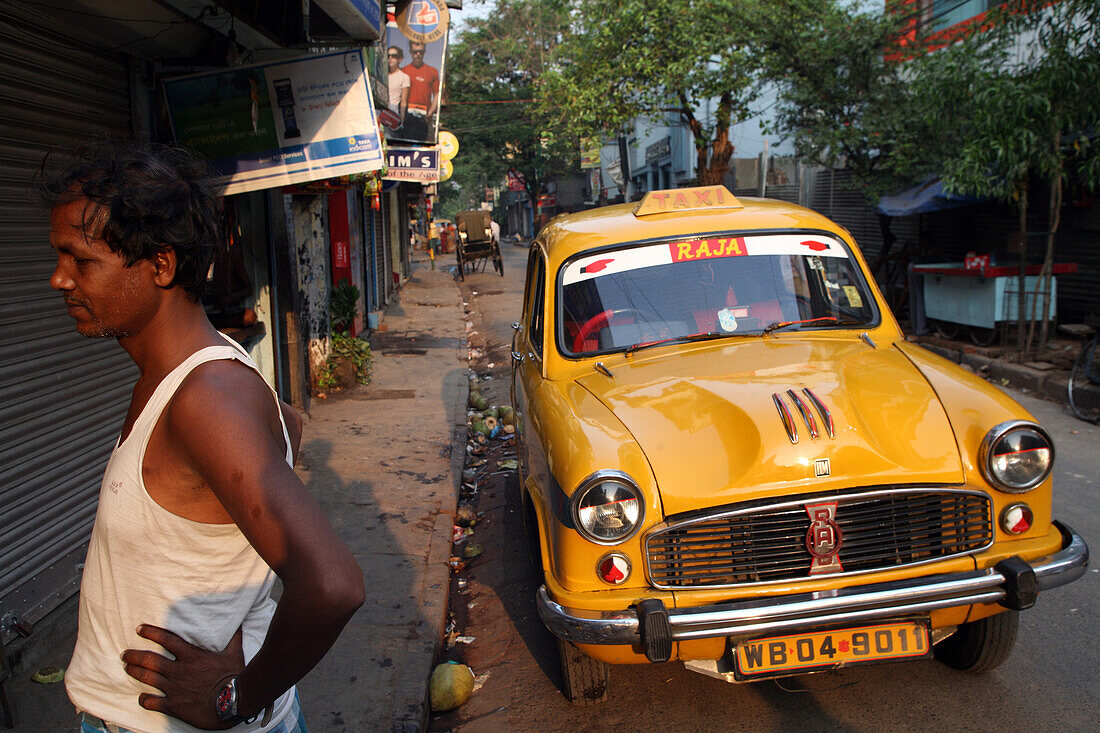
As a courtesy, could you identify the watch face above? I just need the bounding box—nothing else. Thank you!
[216,680,235,717]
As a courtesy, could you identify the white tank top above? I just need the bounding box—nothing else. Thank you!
[66,337,295,733]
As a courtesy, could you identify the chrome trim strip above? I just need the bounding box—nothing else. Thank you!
[802,388,835,439]
[786,389,818,440]
[642,487,992,590]
[539,521,1088,645]
[772,392,798,443]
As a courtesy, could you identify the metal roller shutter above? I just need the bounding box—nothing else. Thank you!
[0,2,135,639]
[376,193,391,304]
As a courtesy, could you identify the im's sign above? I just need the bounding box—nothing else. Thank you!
[384,147,440,182]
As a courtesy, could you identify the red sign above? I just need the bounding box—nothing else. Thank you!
[964,253,991,270]
[668,237,747,263]
[506,170,526,192]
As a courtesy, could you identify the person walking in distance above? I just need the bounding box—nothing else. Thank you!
[44,142,364,732]
[400,41,439,142]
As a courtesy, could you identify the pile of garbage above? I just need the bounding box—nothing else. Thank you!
[432,371,519,715]
[448,372,517,575]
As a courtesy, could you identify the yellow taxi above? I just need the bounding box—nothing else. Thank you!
[509,186,1088,703]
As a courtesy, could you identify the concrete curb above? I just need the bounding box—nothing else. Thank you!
[916,341,1073,408]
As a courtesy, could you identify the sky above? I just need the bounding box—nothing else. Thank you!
[451,0,496,31]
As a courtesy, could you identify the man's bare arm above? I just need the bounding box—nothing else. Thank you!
[122,361,364,727]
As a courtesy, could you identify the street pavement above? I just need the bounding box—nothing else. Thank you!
[4,255,470,732]
[3,244,1092,732]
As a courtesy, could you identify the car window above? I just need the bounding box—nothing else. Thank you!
[529,253,546,358]
[557,232,878,357]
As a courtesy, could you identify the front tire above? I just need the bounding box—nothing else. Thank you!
[557,637,610,705]
[934,610,1018,673]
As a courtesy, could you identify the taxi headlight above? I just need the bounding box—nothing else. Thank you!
[979,421,1054,493]
[571,471,644,544]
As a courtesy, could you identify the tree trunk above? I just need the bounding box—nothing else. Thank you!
[700,92,734,186]
[682,92,734,187]
[1015,180,1028,359]
[1038,157,1063,353]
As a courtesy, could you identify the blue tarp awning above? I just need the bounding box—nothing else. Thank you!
[874,177,986,217]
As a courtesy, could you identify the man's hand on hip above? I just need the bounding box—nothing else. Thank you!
[122,624,246,730]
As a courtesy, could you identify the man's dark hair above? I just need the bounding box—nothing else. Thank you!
[42,142,222,299]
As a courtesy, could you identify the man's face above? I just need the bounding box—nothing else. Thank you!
[387,48,402,72]
[49,197,157,339]
[409,45,426,67]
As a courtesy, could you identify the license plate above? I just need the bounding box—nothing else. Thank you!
[732,620,931,680]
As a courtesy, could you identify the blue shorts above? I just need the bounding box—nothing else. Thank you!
[80,690,306,733]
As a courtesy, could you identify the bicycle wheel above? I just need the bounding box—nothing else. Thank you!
[1068,338,1100,423]
[969,325,998,347]
[933,320,960,340]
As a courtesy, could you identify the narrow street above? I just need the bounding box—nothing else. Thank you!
[434,240,1100,732]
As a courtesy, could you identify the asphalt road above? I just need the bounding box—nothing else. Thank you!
[435,239,1098,733]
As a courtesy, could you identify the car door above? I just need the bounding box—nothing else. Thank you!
[511,245,547,484]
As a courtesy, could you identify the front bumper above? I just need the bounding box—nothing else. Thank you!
[537,521,1088,660]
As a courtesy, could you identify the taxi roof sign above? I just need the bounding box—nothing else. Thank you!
[634,185,742,217]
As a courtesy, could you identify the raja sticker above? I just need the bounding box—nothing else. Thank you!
[717,308,739,332]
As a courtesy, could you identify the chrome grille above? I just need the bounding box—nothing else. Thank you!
[645,489,992,589]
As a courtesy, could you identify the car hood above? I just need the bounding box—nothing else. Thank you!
[575,338,963,516]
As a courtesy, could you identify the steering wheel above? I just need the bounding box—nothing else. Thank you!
[573,308,645,352]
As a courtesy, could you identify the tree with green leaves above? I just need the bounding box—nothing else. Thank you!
[741,0,938,199]
[928,0,1100,356]
[540,0,760,187]
[440,0,578,220]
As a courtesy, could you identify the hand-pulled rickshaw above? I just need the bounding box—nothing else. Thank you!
[455,210,503,280]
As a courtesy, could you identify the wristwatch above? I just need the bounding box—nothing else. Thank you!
[215,676,251,726]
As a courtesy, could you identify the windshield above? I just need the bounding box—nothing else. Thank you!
[558,232,878,356]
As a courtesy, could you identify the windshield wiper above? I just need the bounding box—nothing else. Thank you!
[762,316,839,335]
[624,330,735,355]
[762,316,873,335]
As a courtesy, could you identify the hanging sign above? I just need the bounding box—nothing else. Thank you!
[383,146,440,182]
[439,157,453,181]
[580,138,601,169]
[395,0,450,43]
[438,130,459,159]
[164,49,384,195]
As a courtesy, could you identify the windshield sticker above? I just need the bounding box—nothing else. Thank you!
[807,256,825,271]
[843,285,863,308]
[670,237,746,262]
[717,308,739,332]
[580,258,615,274]
[562,234,849,285]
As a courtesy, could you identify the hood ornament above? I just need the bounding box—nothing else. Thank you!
[805,501,843,575]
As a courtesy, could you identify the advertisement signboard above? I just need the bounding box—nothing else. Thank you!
[580,138,601,169]
[383,146,441,182]
[164,49,384,195]
[383,4,449,145]
[315,0,382,40]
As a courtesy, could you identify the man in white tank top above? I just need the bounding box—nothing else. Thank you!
[44,143,365,732]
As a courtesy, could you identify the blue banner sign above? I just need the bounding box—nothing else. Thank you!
[164,49,384,195]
